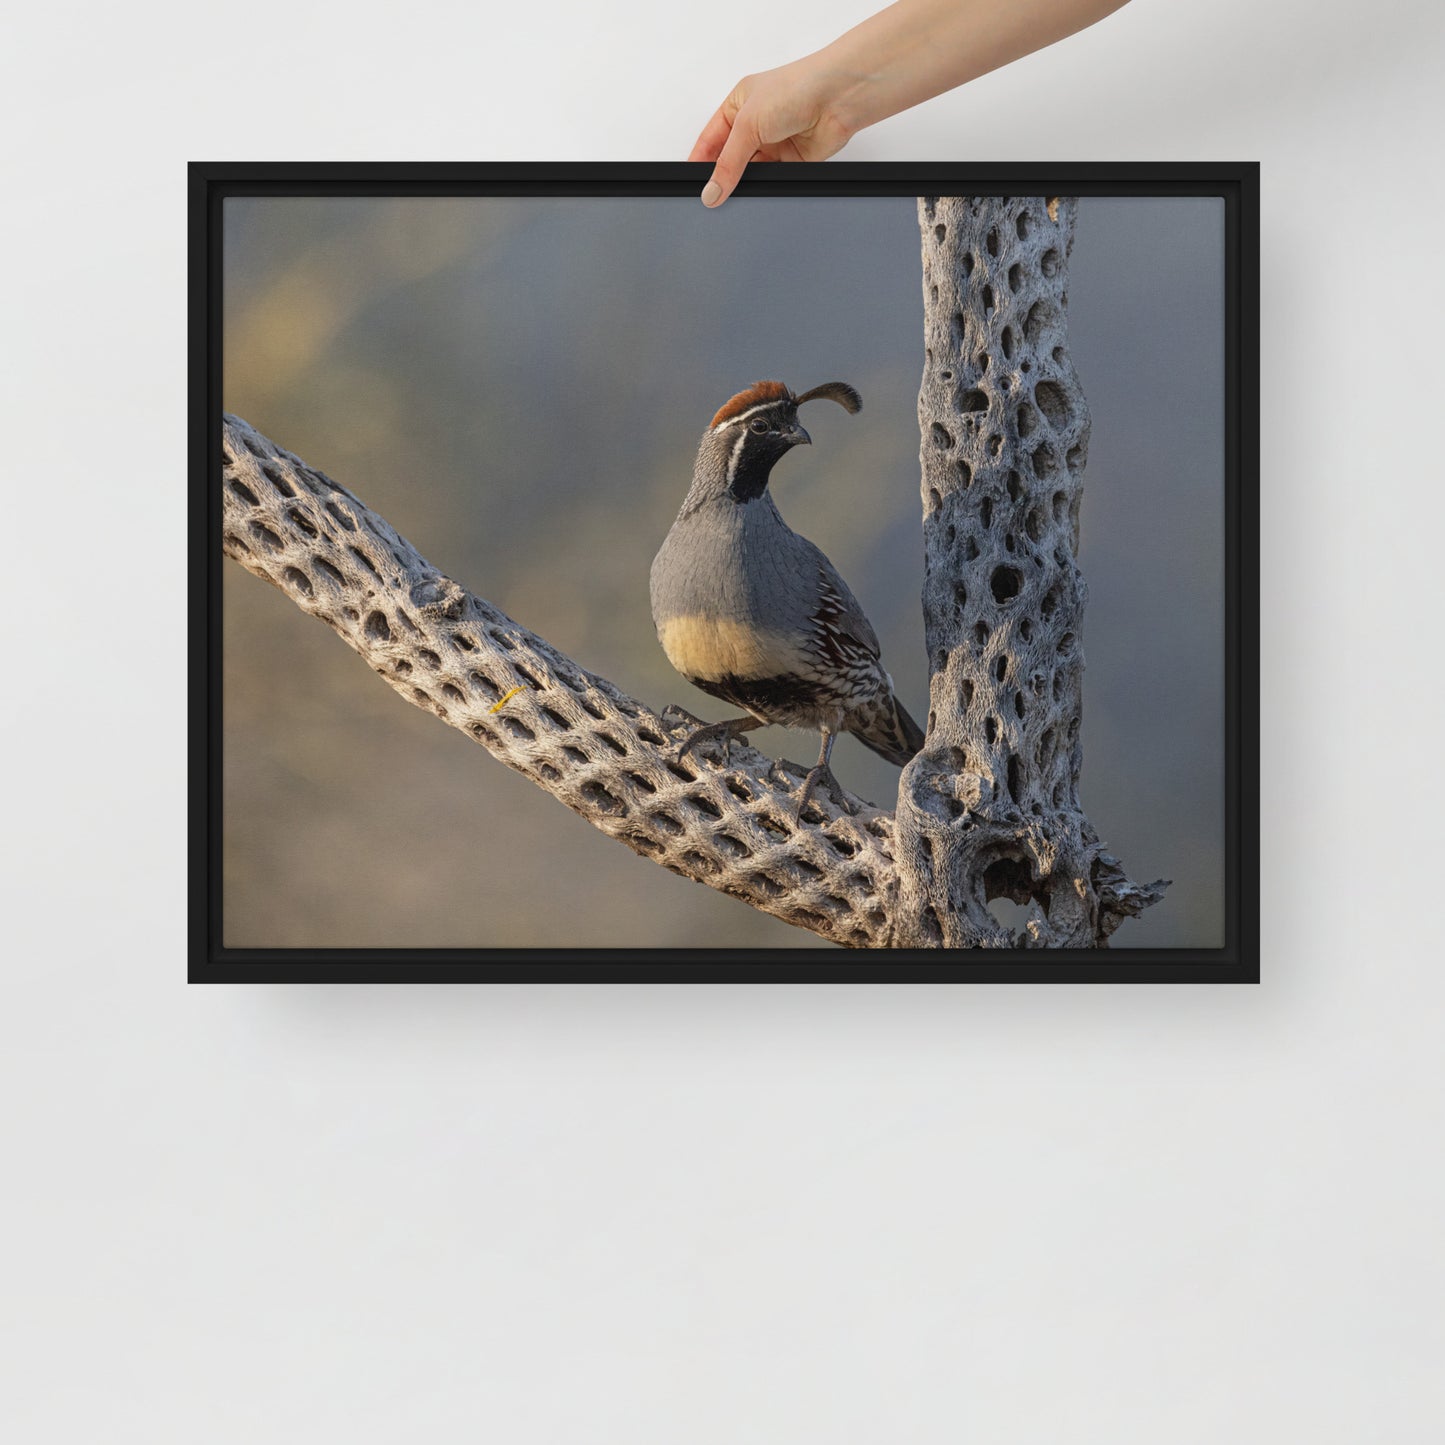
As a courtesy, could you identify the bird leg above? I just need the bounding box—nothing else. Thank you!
[676,714,764,766]
[797,729,852,817]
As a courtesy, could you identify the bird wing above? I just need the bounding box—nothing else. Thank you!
[801,542,883,674]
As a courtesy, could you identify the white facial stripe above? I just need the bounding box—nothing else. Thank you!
[713,399,791,430]
[724,426,749,486]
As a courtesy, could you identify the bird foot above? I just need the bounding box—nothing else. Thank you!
[677,719,738,766]
[796,764,855,819]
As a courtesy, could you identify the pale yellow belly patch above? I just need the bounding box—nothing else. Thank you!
[660,614,807,682]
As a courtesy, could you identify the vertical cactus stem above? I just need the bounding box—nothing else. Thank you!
[897,197,1166,948]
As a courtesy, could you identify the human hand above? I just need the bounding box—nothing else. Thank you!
[689,57,857,208]
[689,0,1133,209]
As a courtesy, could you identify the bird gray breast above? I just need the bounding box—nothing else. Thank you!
[650,493,824,686]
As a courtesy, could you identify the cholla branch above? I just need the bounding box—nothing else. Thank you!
[895,196,1167,947]
[221,414,900,947]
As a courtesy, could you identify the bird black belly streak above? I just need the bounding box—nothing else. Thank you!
[688,672,837,726]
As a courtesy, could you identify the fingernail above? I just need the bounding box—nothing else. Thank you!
[701,181,722,207]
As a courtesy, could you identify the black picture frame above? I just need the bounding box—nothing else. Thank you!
[190,161,1259,983]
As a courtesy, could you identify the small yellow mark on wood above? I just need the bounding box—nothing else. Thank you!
[489,685,526,713]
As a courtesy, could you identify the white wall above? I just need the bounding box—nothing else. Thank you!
[5,1,1443,1438]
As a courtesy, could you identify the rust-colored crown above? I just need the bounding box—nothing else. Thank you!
[710,380,794,429]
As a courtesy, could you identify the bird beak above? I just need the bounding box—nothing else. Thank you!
[789,422,811,446]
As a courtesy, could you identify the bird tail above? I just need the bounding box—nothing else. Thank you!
[849,689,927,767]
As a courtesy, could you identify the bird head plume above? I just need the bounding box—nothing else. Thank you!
[687,379,862,507]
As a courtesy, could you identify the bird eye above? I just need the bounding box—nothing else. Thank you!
[749,417,769,433]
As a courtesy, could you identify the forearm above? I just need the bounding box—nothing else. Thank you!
[804,0,1131,137]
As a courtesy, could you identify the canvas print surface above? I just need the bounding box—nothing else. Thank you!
[220,191,1224,951]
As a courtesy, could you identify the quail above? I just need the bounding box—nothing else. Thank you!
[650,379,925,814]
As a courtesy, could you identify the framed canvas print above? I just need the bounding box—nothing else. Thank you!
[190,162,1258,981]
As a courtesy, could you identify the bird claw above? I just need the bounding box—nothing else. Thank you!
[677,719,734,765]
[796,764,855,819]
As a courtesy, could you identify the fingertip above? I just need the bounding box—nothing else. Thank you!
[701,179,724,207]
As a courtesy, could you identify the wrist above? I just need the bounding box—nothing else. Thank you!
[793,45,878,143]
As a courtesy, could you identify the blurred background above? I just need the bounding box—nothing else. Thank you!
[223,194,1222,949]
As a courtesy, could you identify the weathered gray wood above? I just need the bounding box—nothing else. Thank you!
[221,414,900,948]
[894,196,1166,946]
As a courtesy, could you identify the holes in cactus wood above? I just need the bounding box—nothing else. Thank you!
[441,683,465,704]
[259,464,295,497]
[314,557,344,587]
[930,422,954,450]
[561,744,589,765]
[1031,443,1059,481]
[960,389,987,413]
[986,227,999,257]
[990,566,1023,603]
[282,566,312,598]
[988,435,1003,459]
[636,724,665,745]
[985,715,999,745]
[1066,444,1085,475]
[1016,404,1037,439]
[1014,691,1027,719]
[961,678,975,708]
[580,781,625,815]
[229,479,259,507]
[1034,380,1069,430]
[1023,300,1056,344]
[714,831,748,858]
[624,771,657,794]
[927,487,942,514]
[1016,211,1031,240]
[1001,327,1016,361]
[1040,585,1062,619]
[1007,754,1023,805]
[934,223,946,243]
[963,535,979,561]
[1041,247,1060,278]
[248,521,283,552]
[1007,263,1023,293]
[538,704,570,730]
[1007,470,1025,502]
[1025,507,1046,542]
[665,759,697,784]
[962,252,975,276]
[350,546,382,581]
[973,622,990,647]
[684,793,722,820]
[993,655,1008,683]
[982,284,995,312]
[325,500,357,532]
[980,496,994,529]
[1056,632,1077,657]
[724,776,753,802]
[364,611,391,642]
[953,582,968,614]
[417,648,441,669]
[596,732,629,758]
[468,670,502,701]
